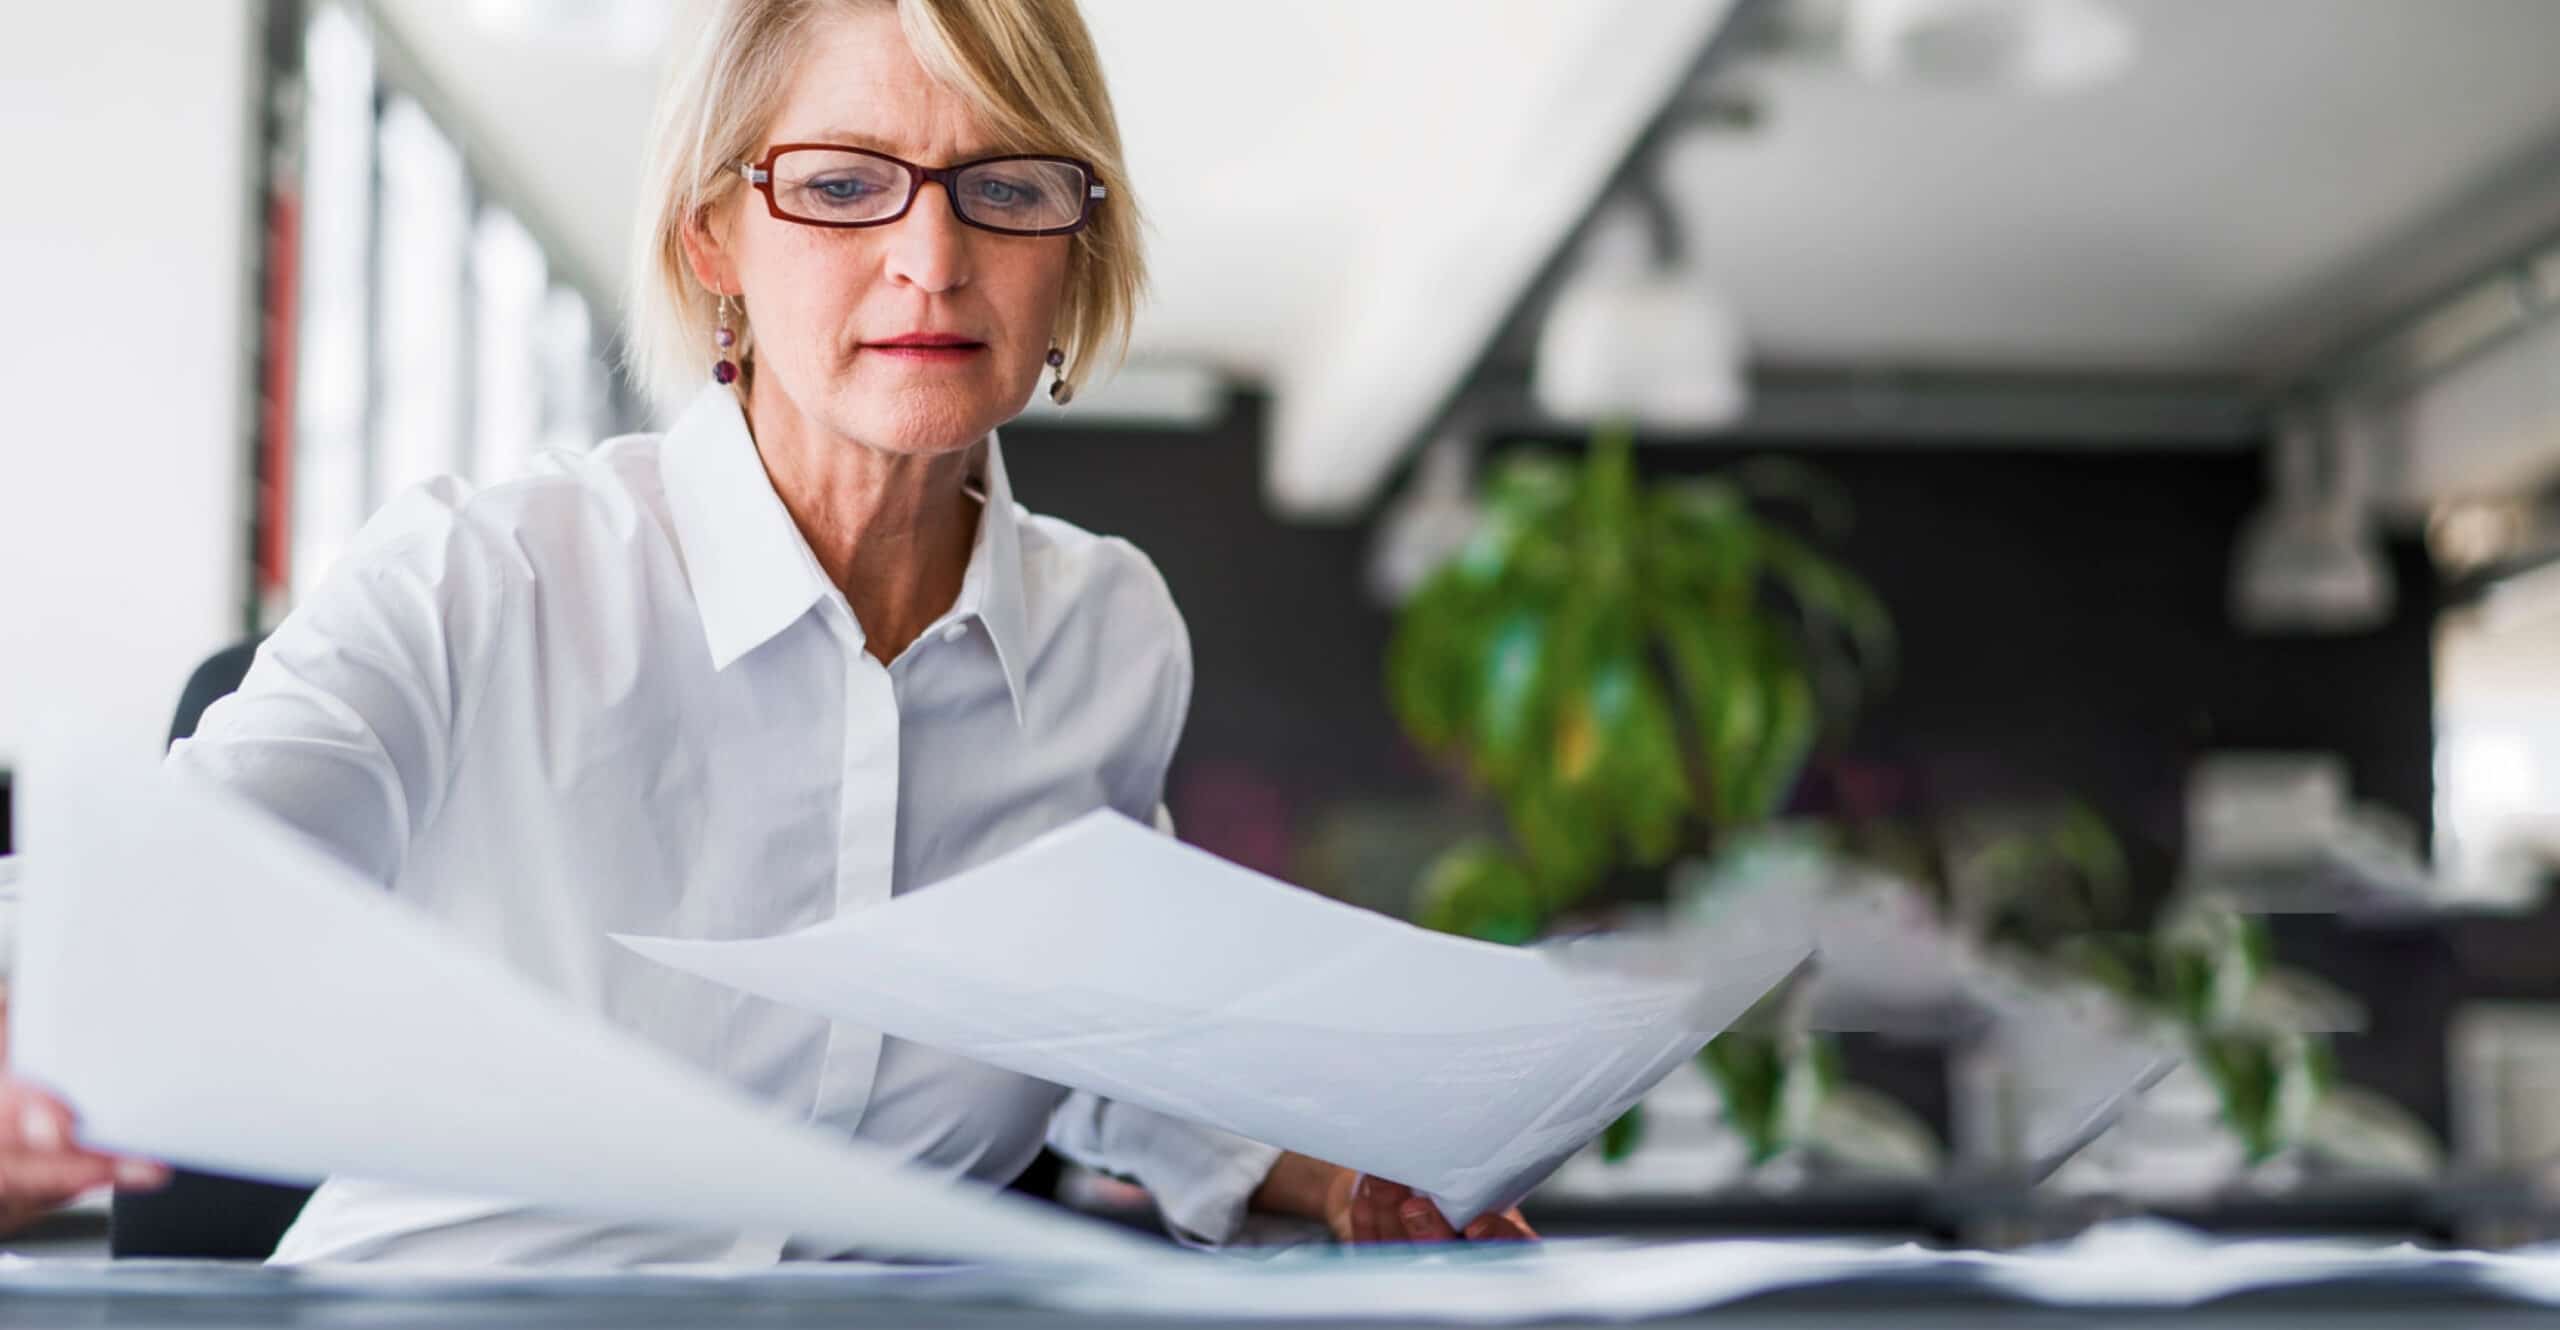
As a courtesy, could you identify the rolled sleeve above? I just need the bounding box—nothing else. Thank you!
[165,477,511,888]
[1044,1090,1286,1248]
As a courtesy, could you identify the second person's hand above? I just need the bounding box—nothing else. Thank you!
[0,992,170,1236]
[1323,1168,1536,1245]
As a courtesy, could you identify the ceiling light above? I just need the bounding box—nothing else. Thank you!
[1843,0,2137,92]
[1532,203,1751,431]
[2231,408,2394,635]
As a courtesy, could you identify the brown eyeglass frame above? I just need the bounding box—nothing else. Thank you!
[740,144,1106,237]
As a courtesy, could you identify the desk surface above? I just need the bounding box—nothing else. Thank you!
[0,1275,2555,1330]
[14,1205,2560,1329]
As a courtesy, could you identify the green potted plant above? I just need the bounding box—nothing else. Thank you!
[1385,423,1892,1164]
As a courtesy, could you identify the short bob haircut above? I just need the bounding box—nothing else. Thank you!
[624,0,1145,414]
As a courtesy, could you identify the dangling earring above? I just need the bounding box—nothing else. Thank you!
[713,295,740,386]
[1046,345,1073,406]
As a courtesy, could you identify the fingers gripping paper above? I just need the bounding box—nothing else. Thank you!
[9,760,1145,1267]
[619,811,1813,1224]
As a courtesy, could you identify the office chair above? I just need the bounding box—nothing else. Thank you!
[108,639,1077,1259]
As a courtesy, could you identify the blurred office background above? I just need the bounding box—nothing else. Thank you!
[16,0,2560,1247]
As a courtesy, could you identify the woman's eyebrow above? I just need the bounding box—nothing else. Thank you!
[790,129,1006,159]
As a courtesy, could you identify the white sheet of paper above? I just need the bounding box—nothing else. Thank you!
[0,1241,1915,1318]
[3,1235,2543,1320]
[1039,1236,1936,1322]
[8,756,1150,1268]
[617,810,1812,1223]
[1965,1219,2469,1307]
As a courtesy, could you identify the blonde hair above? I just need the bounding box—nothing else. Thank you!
[624,0,1145,413]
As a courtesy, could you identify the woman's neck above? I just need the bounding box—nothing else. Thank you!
[739,375,980,665]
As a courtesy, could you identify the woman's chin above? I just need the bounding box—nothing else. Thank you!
[824,394,1002,456]
[761,363,1020,453]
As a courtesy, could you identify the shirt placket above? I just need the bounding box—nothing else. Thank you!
[806,602,900,1132]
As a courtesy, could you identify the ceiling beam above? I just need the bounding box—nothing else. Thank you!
[2268,122,2560,398]
[1265,0,1771,520]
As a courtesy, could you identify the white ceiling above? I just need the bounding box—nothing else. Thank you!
[1669,0,2560,379]
[369,0,2560,516]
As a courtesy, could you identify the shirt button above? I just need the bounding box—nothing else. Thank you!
[940,621,969,644]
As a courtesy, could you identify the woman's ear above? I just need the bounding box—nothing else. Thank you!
[677,201,737,297]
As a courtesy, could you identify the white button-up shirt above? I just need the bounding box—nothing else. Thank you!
[165,384,1281,1265]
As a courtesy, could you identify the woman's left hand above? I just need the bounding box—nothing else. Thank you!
[1322,1167,1536,1245]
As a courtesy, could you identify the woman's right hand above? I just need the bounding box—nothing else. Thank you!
[0,994,169,1234]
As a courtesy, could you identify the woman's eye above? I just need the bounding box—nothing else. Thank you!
[807,176,883,203]
[973,177,1042,210]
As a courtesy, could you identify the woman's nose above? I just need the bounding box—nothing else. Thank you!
[882,180,971,293]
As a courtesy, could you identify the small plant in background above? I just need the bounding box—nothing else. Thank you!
[1854,801,2431,1179]
[1385,423,1892,1163]
[1872,797,2374,1170]
[1825,795,2136,962]
[2066,902,2351,1163]
[1941,799,2133,959]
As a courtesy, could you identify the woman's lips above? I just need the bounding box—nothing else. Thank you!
[864,340,986,364]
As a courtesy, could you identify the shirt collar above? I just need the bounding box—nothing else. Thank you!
[659,384,1033,728]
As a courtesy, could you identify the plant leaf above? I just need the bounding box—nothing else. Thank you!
[1658,612,1767,829]
[1756,525,1896,689]
[1735,627,1818,824]
[1383,571,1482,752]
[1653,481,1757,613]
[1600,1104,1645,1163]
[1564,648,1694,866]
[1728,457,1856,540]
[1702,1033,1790,1163]
[1412,841,1544,944]
[1506,773,1609,907]
[1470,608,1553,789]
[1578,423,1641,601]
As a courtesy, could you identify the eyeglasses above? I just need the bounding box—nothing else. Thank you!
[740,144,1105,237]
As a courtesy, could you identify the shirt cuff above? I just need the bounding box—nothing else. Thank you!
[1046,1092,1290,1248]
[1156,1131,1285,1248]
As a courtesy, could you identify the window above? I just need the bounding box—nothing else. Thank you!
[2436,565,2560,906]
[274,2,634,617]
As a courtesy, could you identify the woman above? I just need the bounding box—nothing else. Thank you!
[0,0,1532,1261]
